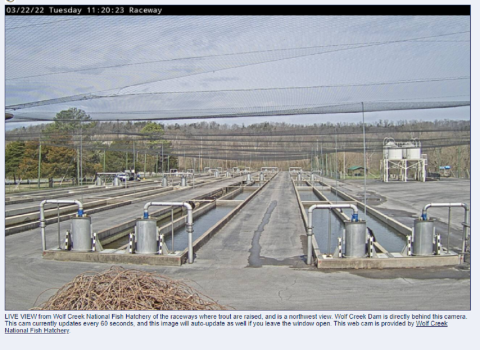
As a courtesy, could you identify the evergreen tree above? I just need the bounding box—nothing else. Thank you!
[5,141,26,182]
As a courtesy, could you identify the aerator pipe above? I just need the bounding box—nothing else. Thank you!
[143,202,194,263]
[306,204,359,265]
[39,199,84,251]
[421,203,469,255]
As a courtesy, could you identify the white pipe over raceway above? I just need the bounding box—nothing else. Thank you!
[306,204,359,265]
[39,199,83,251]
[421,202,469,256]
[143,202,194,263]
[421,203,468,219]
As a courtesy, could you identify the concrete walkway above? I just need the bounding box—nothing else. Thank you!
[194,171,306,268]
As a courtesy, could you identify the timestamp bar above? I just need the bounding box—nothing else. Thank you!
[4,5,470,16]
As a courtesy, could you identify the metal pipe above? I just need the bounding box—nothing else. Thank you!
[39,199,84,251]
[421,203,468,219]
[171,209,174,252]
[362,102,367,217]
[306,204,359,264]
[421,202,469,256]
[143,202,194,263]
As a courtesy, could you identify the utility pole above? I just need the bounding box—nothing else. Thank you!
[80,124,83,186]
[326,153,328,177]
[76,132,80,186]
[320,142,323,183]
[362,102,367,217]
[144,152,147,178]
[335,131,338,195]
[38,137,42,188]
[457,146,461,178]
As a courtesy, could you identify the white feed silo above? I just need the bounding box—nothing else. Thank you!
[406,139,421,159]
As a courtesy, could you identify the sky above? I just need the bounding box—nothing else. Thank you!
[4,8,471,128]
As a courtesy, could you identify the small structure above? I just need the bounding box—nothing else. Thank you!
[288,167,302,175]
[347,166,367,177]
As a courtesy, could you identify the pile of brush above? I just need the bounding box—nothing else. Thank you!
[32,266,228,310]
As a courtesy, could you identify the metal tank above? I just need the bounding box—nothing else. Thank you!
[383,138,396,159]
[181,175,187,187]
[246,173,252,183]
[214,171,219,178]
[260,172,265,182]
[135,219,158,254]
[70,216,92,251]
[388,144,402,160]
[113,177,120,186]
[344,220,367,258]
[402,142,414,159]
[413,219,435,256]
[162,175,168,187]
[95,177,103,186]
[406,139,421,159]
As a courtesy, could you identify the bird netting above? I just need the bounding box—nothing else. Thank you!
[5,15,470,124]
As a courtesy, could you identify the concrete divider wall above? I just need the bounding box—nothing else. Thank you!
[291,178,322,260]
[179,173,277,263]
[95,181,241,243]
[158,201,216,237]
[7,200,135,237]
[97,204,183,242]
[321,185,413,236]
[6,186,175,228]
[219,187,243,200]
[6,199,109,226]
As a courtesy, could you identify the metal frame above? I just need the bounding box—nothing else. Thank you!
[39,199,84,251]
[421,203,469,257]
[143,202,195,263]
[306,204,359,264]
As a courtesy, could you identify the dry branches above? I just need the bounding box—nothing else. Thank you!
[32,266,229,311]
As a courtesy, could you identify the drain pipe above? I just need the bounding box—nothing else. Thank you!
[143,202,194,263]
[39,199,84,251]
[307,204,359,265]
[421,203,469,255]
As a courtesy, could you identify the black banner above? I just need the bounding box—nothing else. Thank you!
[4,5,471,16]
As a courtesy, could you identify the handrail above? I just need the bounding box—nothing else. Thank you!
[306,204,359,265]
[143,202,194,263]
[421,203,469,256]
[39,199,83,251]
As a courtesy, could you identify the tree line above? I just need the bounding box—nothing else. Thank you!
[5,109,471,182]
[5,108,177,185]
